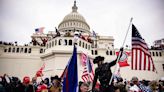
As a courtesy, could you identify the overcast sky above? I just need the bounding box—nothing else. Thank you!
[0,0,164,48]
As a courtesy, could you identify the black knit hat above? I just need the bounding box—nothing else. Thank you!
[93,56,104,64]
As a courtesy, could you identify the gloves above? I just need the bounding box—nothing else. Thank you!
[119,47,124,58]
[120,47,124,52]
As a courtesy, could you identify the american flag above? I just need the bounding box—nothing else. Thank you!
[131,24,156,72]
[81,53,94,82]
[35,27,44,34]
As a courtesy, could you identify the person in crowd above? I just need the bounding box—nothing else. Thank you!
[115,77,127,92]
[44,78,51,89]
[158,80,164,92]
[49,75,62,92]
[37,84,48,92]
[0,76,5,92]
[40,37,48,46]
[129,76,141,92]
[129,76,152,92]
[32,38,39,46]
[2,74,14,92]
[125,80,131,91]
[79,82,89,92]
[32,77,38,91]
[92,47,124,92]
[149,80,159,92]
[22,76,35,92]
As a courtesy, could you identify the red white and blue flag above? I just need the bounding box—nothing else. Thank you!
[35,27,44,34]
[81,53,94,82]
[131,24,156,72]
[62,45,78,92]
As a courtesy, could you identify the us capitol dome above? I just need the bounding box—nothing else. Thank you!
[58,1,90,34]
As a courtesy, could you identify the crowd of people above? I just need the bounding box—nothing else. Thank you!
[0,41,29,47]
[0,41,17,46]
[0,73,163,92]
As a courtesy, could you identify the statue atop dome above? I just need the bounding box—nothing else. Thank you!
[72,0,78,12]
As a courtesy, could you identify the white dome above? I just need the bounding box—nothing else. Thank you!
[63,12,86,23]
[58,1,90,33]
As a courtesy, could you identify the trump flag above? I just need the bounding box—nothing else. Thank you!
[116,51,130,67]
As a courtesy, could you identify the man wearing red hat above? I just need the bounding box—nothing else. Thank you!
[22,76,35,92]
[37,84,48,92]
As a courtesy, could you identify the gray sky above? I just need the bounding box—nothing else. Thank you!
[0,0,164,48]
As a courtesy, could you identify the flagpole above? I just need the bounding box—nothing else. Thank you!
[109,17,133,85]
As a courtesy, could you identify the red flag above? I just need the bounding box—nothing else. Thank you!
[36,62,45,77]
[116,51,130,67]
[132,24,156,72]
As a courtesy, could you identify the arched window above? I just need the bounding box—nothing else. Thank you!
[55,40,57,45]
[88,45,90,50]
[95,50,98,55]
[69,40,72,45]
[24,48,27,53]
[91,50,94,55]
[79,41,81,46]
[59,39,62,45]
[20,48,23,53]
[46,44,48,49]
[159,52,162,56]
[85,44,87,49]
[152,52,155,56]
[28,48,31,53]
[110,51,112,55]
[156,52,158,56]
[113,51,115,55]
[49,42,51,48]
[16,48,19,53]
[40,49,43,53]
[52,41,54,47]
[4,49,7,52]
[64,39,67,45]
[82,42,84,48]
[106,50,109,55]
[8,47,11,52]
[12,48,15,52]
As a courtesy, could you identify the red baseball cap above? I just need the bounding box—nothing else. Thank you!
[37,84,47,92]
[23,76,30,84]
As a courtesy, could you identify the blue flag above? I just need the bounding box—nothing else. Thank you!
[62,45,78,92]
[86,57,92,73]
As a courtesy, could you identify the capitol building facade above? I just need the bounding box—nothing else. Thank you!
[0,1,163,81]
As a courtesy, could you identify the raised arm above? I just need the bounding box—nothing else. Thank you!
[108,47,124,67]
